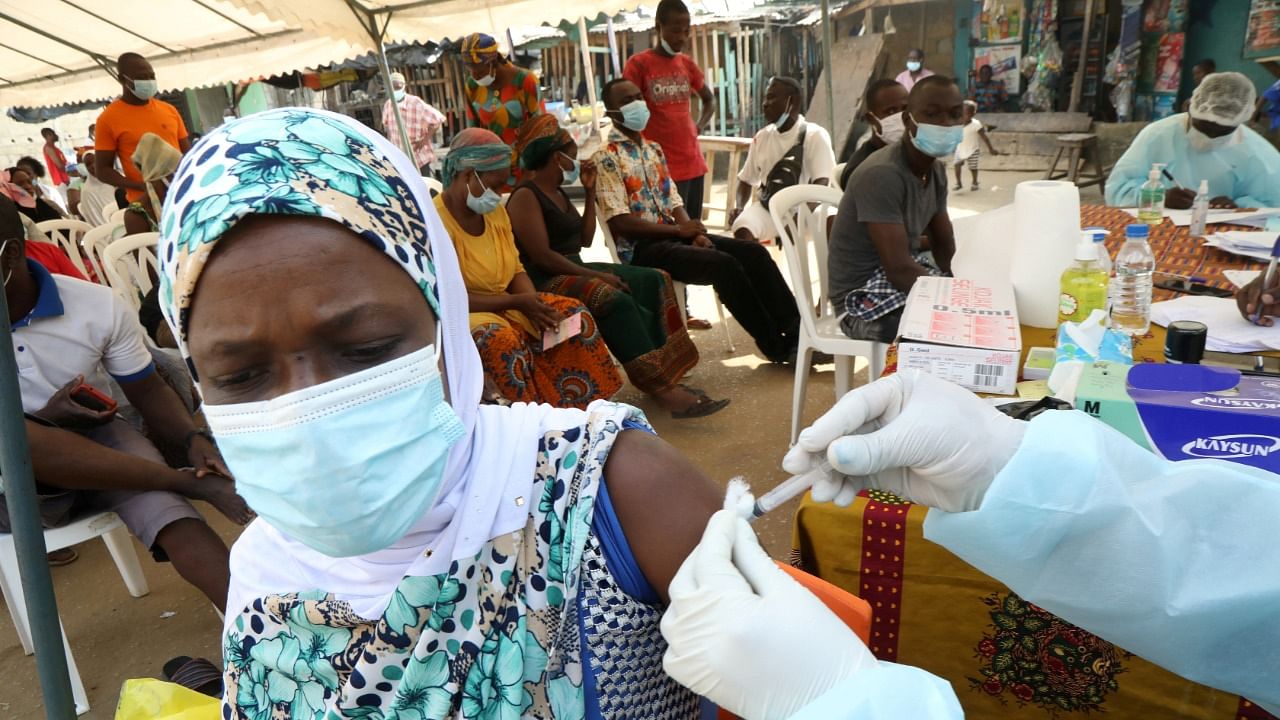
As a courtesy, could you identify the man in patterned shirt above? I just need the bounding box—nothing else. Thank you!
[383,72,446,175]
[591,78,801,364]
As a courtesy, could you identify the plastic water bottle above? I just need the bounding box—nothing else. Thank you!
[1110,224,1155,335]
[1084,226,1112,277]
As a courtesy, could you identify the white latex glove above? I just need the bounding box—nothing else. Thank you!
[662,509,877,720]
[782,369,1028,512]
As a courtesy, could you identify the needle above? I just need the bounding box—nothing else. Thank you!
[749,458,832,521]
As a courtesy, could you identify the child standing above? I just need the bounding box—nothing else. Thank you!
[953,100,1000,191]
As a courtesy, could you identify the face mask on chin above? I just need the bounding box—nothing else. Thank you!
[475,68,496,87]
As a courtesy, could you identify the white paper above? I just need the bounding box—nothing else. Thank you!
[1225,269,1262,288]
[1123,208,1280,228]
[1204,234,1278,262]
[1150,295,1280,352]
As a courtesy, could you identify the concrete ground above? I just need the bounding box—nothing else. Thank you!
[0,170,1099,718]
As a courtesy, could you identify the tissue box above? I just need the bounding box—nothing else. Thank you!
[897,277,1022,395]
[1075,362,1280,473]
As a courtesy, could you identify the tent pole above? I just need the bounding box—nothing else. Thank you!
[578,16,600,134]
[607,16,622,76]
[348,1,415,160]
[0,292,76,719]
[820,0,836,132]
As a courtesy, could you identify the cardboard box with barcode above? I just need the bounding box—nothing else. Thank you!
[1075,362,1280,473]
[897,277,1022,395]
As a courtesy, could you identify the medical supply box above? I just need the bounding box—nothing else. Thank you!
[897,277,1022,395]
[1075,362,1280,473]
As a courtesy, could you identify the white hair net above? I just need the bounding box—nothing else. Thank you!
[1189,72,1257,127]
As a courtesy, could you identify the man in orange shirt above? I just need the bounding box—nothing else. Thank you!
[94,53,190,205]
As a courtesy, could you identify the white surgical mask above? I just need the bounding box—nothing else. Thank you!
[128,78,158,100]
[466,171,502,215]
[203,340,464,558]
[475,69,496,87]
[1187,124,1237,153]
[660,37,681,55]
[873,111,906,144]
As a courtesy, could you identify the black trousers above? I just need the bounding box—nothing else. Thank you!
[632,235,800,360]
[675,175,705,221]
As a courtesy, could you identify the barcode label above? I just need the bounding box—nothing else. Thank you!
[972,364,1006,388]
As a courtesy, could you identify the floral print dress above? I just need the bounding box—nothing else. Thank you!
[222,403,698,720]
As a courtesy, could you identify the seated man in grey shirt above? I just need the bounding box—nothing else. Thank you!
[829,75,964,343]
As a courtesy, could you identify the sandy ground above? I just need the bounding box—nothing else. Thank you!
[0,170,1104,718]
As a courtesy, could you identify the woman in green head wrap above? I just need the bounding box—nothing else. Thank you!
[509,115,728,419]
[436,128,622,407]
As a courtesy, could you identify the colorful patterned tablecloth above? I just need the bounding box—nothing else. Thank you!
[791,206,1277,719]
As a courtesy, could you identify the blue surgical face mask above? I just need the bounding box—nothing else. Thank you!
[906,60,922,73]
[775,99,794,130]
[393,89,406,102]
[559,152,581,185]
[618,99,651,132]
[908,113,964,158]
[128,78,158,100]
[203,340,464,557]
[466,171,503,214]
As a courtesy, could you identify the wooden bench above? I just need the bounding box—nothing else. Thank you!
[1044,132,1107,189]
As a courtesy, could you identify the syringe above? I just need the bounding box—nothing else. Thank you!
[748,458,832,521]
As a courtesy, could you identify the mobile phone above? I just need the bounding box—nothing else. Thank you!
[70,382,118,413]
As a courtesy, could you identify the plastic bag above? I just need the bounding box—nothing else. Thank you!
[115,678,219,720]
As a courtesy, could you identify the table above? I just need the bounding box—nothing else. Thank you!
[791,206,1278,719]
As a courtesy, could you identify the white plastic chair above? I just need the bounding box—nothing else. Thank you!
[422,176,443,196]
[100,232,159,310]
[832,162,847,189]
[108,207,127,227]
[34,219,94,278]
[769,184,886,443]
[595,215,735,352]
[79,222,125,285]
[100,201,119,225]
[0,510,150,715]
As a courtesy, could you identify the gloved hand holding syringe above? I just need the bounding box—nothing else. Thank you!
[744,458,832,521]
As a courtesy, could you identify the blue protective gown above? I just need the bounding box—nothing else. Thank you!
[793,410,1280,718]
[1103,113,1280,208]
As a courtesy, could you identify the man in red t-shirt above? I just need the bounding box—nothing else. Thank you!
[623,0,717,221]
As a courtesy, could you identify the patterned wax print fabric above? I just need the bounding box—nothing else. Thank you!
[465,69,545,189]
[434,195,621,408]
[224,403,699,720]
[969,79,1008,113]
[622,49,709,183]
[590,128,685,261]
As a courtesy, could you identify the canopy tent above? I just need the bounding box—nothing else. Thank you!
[0,0,642,110]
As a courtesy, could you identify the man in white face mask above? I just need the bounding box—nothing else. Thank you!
[838,79,908,190]
[1106,72,1280,210]
[381,71,446,176]
[94,52,190,210]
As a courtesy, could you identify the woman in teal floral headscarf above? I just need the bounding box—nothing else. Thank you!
[156,107,721,719]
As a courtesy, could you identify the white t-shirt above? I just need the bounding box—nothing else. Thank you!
[12,261,153,413]
[737,116,837,189]
[78,175,118,227]
[955,118,984,161]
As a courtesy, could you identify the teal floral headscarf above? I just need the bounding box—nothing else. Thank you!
[157,108,442,368]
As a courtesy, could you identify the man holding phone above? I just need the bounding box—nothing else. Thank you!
[0,196,250,609]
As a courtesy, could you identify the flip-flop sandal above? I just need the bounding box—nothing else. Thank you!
[164,656,224,698]
[47,548,78,566]
[686,317,713,330]
[678,384,709,398]
[671,395,730,419]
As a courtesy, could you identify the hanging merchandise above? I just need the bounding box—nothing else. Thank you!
[972,0,1024,44]
[1023,34,1062,112]
[1103,44,1136,122]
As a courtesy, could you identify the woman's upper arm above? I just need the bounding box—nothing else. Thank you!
[603,429,721,604]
